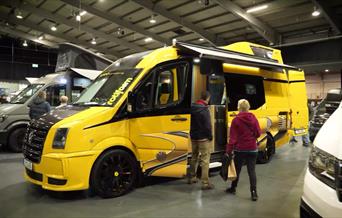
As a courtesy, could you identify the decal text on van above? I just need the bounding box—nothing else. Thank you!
[107,78,133,105]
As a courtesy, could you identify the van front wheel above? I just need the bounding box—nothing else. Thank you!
[8,127,26,152]
[90,149,137,198]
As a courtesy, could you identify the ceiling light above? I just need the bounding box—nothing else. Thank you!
[198,38,204,42]
[80,10,87,16]
[76,14,81,22]
[38,35,44,40]
[312,9,320,17]
[149,15,156,24]
[246,4,268,13]
[144,37,153,42]
[50,25,57,31]
[194,58,200,63]
[325,69,329,72]
[22,40,28,47]
[16,11,23,19]
[91,38,96,45]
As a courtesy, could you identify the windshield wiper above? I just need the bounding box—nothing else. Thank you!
[73,102,105,106]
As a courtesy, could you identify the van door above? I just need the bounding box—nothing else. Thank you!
[129,61,191,178]
[287,71,309,135]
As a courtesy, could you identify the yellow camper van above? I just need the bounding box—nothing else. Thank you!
[23,41,308,198]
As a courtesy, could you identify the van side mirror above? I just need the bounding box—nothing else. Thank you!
[127,91,136,113]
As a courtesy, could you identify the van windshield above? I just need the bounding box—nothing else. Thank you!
[75,69,140,106]
[10,84,44,104]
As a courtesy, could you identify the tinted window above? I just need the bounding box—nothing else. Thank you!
[326,93,342,102]
[225,73,265,111]
[10,84,44,104]
[45,84,66,107]
[135,62,189,111]
[76,69,140,106]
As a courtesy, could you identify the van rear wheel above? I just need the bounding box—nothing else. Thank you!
[257,134,275,164]
[90,149,137,198]
[8,127,26,152]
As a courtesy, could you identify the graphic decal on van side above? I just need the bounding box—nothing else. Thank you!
[107,77,133,105]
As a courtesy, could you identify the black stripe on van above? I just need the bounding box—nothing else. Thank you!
[264,78,305,83]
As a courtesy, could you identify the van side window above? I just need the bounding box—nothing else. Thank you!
[136,73,154,112]
[134,62,189,112]
[154,63,188,108]
[225,73,265,111]
[155,70,173,106]
[44,84,67,107]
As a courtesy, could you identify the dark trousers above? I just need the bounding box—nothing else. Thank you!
[231,151,257,192]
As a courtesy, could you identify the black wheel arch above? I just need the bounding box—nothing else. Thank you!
[89,145,142,187]
[6,121,29,139]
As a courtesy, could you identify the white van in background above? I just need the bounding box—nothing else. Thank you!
[301,101,342,217]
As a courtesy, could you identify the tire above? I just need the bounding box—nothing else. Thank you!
[8,127,27,152]
[257,134,275,164]
[90,149,138,198]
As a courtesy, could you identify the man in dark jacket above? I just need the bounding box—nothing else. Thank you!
[29,91,51,119]
[226,99,261,201]
[188,91,214,190]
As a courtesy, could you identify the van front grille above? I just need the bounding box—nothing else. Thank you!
[23,126,48,163]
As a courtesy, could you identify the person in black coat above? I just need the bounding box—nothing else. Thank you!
[29,91,51,119]
[188,91,214,190]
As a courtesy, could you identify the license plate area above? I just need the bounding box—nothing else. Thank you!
[23,158,33,171]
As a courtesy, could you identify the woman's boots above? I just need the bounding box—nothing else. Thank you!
[251,190,258,201]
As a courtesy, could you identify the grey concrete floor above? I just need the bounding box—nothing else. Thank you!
[0,142,310,218]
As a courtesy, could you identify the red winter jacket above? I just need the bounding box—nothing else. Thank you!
[226,112,261,154]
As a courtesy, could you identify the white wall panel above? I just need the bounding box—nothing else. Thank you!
[305,73,341,99]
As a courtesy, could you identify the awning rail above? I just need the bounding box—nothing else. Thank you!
[176,42,300,71]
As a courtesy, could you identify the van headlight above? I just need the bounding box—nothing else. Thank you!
[52,128,69,149]
[0,114,8,123]
[309,146,337,189]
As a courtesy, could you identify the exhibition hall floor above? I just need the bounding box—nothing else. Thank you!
[0,142,310,218]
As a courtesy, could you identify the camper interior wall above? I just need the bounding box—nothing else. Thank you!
[191,65,207,103]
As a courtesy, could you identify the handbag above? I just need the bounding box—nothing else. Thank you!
[220,153,230,181]
[220,153,237,181]
[227,158,237,181]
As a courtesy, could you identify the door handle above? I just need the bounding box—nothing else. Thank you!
[171,116,187,122]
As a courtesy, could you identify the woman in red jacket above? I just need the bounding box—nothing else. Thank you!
[226,99,261,201]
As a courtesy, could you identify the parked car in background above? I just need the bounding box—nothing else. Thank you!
[309,88,342,141]
[301,100,342,217]
[0,43,112,152]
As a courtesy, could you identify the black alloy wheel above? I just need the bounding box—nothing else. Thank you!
[257,134,275,164]
[8,127,26,152]
[90,149,138,198]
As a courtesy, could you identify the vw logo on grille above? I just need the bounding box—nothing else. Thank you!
[28,130,36,144]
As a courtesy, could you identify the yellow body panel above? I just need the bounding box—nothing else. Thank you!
[24,42,308,192]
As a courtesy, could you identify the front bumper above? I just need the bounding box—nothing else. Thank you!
[300,198,322,218]
[302,169,342,217]
[24,151,99,191]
